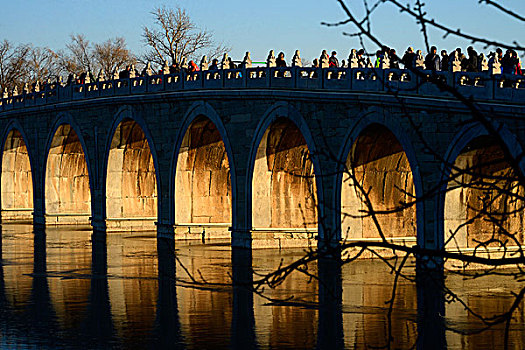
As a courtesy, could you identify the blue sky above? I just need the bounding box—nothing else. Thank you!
[0,0,523,62]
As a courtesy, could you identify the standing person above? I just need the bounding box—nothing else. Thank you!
[66,73,75,86]
[401,47,416,69]
[275,52,287,78]
[79,72,87,84]
[390,48,400,69]
[441,50,449,72]
[512,50,523,75]
[119,66,129,79]
[209,59,219,70]
[502,50,519,75]
[188,60,199,73]
[456,48,468,71]
[374,50,382,68]
[276,52,287,67]
[424,46,441,71]
[465,46,479,72]
[228,57,237,69]
[319,50,329,68]
[169,62,180,74]
[496,48,503,63]
[329,51,339,68]
[501,50,511,74]
[312,59,319,68]
[357,49,366,68]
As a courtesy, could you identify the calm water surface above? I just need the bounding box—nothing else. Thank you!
[0,224,523,349]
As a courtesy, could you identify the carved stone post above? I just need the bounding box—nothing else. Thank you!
[292,50,302,67]
[200,56,209,71]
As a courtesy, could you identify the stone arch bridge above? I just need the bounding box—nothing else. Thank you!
[1,66,524,253]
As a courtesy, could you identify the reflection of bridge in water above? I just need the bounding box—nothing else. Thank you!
[0,225,523,348]
[0,66,524,255]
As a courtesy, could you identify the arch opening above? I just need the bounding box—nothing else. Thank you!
[45,124,91,224]
[341,124,416,244]
[106,119,157,231]
[175,116,231,239]
[252,118,318,244]
[444,136,524,252]
[1,130,33,222]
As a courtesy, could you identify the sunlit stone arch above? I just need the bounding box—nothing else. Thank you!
[247,102,324,243]
[440,121,525,252]
[336,110,423,246]
[171,102,236,238]
[0,120,35,223]
[103,105,160,231]
[43,113,94,224]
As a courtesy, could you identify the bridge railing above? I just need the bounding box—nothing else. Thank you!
[1,67,524,112]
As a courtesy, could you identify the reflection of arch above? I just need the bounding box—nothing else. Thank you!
[441,122,524,251]
[172,102,235,234]
[104,106,158,231]
[44,114,92,224]
[0,121,34,222]
[336,113,423,245]
[248,103,321,239]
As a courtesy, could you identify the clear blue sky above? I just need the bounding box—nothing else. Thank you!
[0,0,523,62]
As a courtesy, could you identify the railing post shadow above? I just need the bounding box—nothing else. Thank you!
[90,186,108,246]
[231,248,258,350]
[317,251,344,350]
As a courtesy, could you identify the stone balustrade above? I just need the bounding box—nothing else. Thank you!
[1,67,524,111]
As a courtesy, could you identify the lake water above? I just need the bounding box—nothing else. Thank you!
[0,224,523,349]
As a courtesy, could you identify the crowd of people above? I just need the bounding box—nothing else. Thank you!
[2,45,524,98]
[304,46,522,75]
[59,46,525,82]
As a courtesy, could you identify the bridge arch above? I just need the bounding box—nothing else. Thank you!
[336,112,423,245]
[104,106,160,231]
[44,113,93,224]
[171,102,235,237]
[0,121,35,222]
[440,121,525,252]
[247,102,323,242]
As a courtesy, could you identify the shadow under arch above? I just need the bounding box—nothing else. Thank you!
[247,102,323,243]
[336,113,424,246]
[439,121,525,252]
[43,113,93,224]
[0,121,35,223]
[103,106,160,231]
[171,102,236,236]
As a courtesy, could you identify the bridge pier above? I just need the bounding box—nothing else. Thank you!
[90,187,107,235]
[230,152,253,249]
[416,158,445,268]
[32,172,46,232]
[317,166,342,251]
